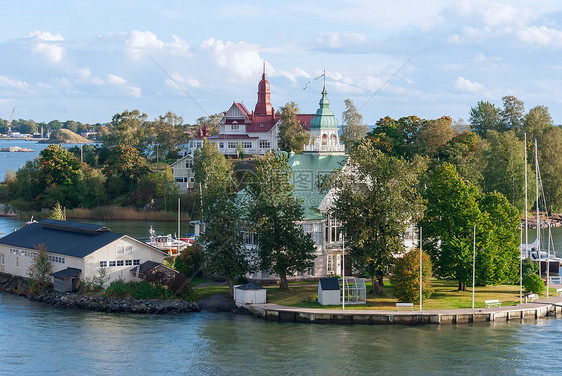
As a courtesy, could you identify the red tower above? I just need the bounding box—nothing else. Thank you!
[254,63,273,115]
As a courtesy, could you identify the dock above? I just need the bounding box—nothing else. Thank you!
[245,296,562,325]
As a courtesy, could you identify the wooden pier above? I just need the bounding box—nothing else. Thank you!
[245,296,562,325]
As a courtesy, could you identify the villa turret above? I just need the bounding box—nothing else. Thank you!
[304,86,345,155]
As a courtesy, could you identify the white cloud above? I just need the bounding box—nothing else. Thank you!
[0,75,29,90]
[106,74,141,97]
[26,31,65,63]
[164,72,201,91]
[314,32,368,50]
[125,30,191,60]
[199,38,262,80]
[518,26,562,48]
[274,67,310,83]
[455,77,486,92]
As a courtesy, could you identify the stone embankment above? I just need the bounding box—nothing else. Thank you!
[0,273,200,314]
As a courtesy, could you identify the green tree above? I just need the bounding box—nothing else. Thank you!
[328,141,426,293]
[48,120,63,131]
[341,98,369,151]
[469,100,505,138]
[150,112,187,161]
[104,109,150,154]
[414,116,454,157]
[537,127,562,212]
[39,145,81,187]
[245,151,315,289]
[523,105,554,143]
[366,116,423,158]
[390,249,433,303]
[48,202,66,220]
[422,163,482,291]
[278,101,309,154]
[437,131,485,188]
[501,95,525,134]
[27,243,52,288]
[196,112,224,136]
[102,145,149,196]
[194,141,251,295]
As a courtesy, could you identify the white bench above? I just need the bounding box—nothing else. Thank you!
[485,299,501,308]
[396,303,414,311]
[525,293,538,303]
[557,288,562,296]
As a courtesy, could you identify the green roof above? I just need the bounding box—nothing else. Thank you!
[288,153,348,220]
[309,88,339,130]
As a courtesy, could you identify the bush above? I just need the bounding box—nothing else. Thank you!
[390,249,433,303]
[104,280,176,300]
[172,245,203,278]
[522,259,538,280]
[523,273,545,294]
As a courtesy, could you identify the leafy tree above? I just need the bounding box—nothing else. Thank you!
[483,130,528,211]
[523,105,554,143]
[196,112,224,136]
[414,116,454,157]
[27,243,52,288]
[341,98,369,151]
[194,140,251,295]
[524,274,545,294]
[390,249,433,303]
[8,159,44,203]
[469,100,505,138]
[436,131,485,188]
[328,141,426,293]
[13,119,38,134]
[48,202,67,220]
[422,163,482,291]
[501,95,525,134]
[48,120,63,131]
[75,167,107,208]
[278,101,309,154]
[538,127,562,211]
[39,145,81,187]
[245,151,315,289]
[102,145,149,196]
[171,244,203,278]
[104,109,150,154]
[150,112,187,161]
[366,116,423,158]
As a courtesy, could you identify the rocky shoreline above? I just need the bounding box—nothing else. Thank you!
[0,273,200,314]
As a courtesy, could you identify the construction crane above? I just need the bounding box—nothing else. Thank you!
[6,107,15,136]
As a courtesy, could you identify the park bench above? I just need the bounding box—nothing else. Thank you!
[557,288,562,296]
[524,293,538,303]
[484,299,501,308]
[396,302,414,311]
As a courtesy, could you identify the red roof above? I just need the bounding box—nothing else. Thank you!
[234,103,251,120]
[206,134,260,140]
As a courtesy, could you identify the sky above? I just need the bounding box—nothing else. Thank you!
[2,1,562,126]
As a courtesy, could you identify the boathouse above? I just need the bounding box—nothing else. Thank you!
[0,219,168,290]
[318,278,341,305]
[234,283,267,305]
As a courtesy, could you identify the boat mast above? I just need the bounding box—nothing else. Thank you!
[535,139,540,279]
[525,133,528,260]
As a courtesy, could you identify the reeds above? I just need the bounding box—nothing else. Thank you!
[67,205,187,221]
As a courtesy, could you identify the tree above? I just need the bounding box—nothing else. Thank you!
[39,144,81,187]
[437,131,485,188]
[341,98,369,151]
[501,95,525,134]
[523,105,554,142]
[328,141,426,293]
[196,112,224,136]
[469,101,505,138]
[422,163,482,291]
[278,101,309,154]
[483,130,528,211]
[28,243,52,289]
[390,249,433,303]
[48,120,63,131]
[104,109,150,154]
[194,140,251,295]
[245,151,315,289]
[414,116,454,157]
[537,127,562,212]
[102,145,149,196]
[48,202,66,220]
[366,116,423,158]
[150,112,187,161]
[452,118,470,136]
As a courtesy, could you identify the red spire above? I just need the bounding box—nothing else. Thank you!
[254,62,273,115]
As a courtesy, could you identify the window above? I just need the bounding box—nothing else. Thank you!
[116,245,133,255]
[231,124,239,130]
[242,142,252,149]
[185,159,193,169]
[99,261,107,267]
[109,261,116,267]
[133,259,140,266]
[125,260,133,266]
[227,141,237,149]
[1,255,4,265]
[15,258,19,268]
[189,177,195,183]
[117,260,124,266]
[259,140,270,149]
[219,142,224,149]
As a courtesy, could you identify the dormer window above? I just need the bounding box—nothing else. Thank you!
[259,123,264,128]
[231,124,239,130]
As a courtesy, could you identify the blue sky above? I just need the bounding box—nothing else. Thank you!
[2,1,562,126]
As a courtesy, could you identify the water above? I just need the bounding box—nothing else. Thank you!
[1,292,562,375]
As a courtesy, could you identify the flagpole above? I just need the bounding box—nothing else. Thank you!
[472,225,476,309]
[342,233,345,310]
[419,227,423,311]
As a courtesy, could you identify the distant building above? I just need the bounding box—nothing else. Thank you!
[170,155,195,193]
[0,219,168,290]
[186,67,314,157]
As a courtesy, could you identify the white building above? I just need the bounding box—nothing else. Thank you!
[0,219,168,290]
[170,155,195,193]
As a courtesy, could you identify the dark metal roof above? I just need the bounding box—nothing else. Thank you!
[319,278,340,291]
[51,267,82,279]
[133,260,161,275]
[236,283,264,290]
[0,220,123,258]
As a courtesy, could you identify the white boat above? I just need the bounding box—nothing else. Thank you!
[146,226,191,256]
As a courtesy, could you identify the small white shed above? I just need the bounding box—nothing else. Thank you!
[318,278,341,305]
[234,283,267,305]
